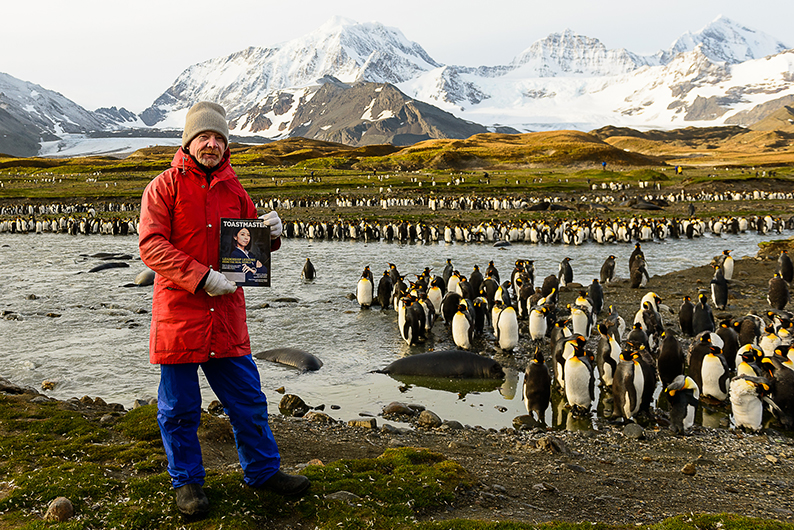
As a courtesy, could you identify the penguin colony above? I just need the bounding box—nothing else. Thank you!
[281,214,790,244]
[356,248,794,434]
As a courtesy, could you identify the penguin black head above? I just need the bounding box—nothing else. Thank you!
[699,334,712,344]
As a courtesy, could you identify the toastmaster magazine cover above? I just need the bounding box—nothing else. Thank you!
[220,218,271,287]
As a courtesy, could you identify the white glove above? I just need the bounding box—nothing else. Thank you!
[203,269,238,296]
[259,210,283,239]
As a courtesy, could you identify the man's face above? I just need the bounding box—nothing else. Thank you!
[188,131,226,167]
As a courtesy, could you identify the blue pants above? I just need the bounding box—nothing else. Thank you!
[157,355,281,489]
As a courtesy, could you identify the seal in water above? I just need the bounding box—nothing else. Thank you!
[253,348,323,372]
[376,350,504,379]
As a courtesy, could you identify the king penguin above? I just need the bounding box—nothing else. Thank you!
[768,273,790,310]
[301,258,316,280]
[529,306,548,341]
[596,322,621,388]
[699,345,731,402]
[356,267,374,308]
[563,346,595,415]
[730,375,770,432]
[657,330,685,389]
[451,302,474,350]
[558,257,574,288]
[720,250,735,280]
[778,250,794,283]
[495,304,520,351]
[612,350,645,421]
[600,255,616,284]
[692,293,715,335]
[679,296,695,336]
[523,347,551,423]
[665,375,700,434]
[710,264,729,310]
[376,270,393,310]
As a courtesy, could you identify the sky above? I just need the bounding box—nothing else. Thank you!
[3,0,793,114]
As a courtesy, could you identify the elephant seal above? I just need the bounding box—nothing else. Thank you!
[254,348,323,372]
[134,269,155,286]
[88,262,130,273]
[376,350,504,379]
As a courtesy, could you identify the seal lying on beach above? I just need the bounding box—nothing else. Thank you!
[254,348,323,372]
[376,350,504,379]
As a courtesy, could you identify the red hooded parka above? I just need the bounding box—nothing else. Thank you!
[139,148,280,364]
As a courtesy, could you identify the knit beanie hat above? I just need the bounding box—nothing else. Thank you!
[182,101,229,148]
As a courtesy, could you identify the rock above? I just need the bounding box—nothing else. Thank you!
[279,394,309,417]
[766,455,778,464]
[273,297,299,303]
[44,497,74,522]
[533,482,557,493]
[382,402,415,416]
[441,420,464,430]
[275,386,286,394]
[381,424,410,435]
[681,463,697,476]
[305,411,335,424]
[41,380,56,391]
[207,400,225,415]
[79,395,94,405]
[513,414,542,431]
[325,490,362,503]
[132,399,149,409]
[535,436,570,454]
[564,463,587,473]
[348,418,377,429]
[100,414,115,424]
[0,377,40,396]
[417,410,442,428]
[26,294,39,300]
[45,313,61,318]
[93,397,107,407]
[623,423,645,440]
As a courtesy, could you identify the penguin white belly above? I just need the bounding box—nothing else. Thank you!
[701,357,728,401]
[497,309,519,350]
[428,288,443,313]
[529,311,547,340]
[571,310,590,337]
[627,365,645,418]
[729,379,763,431]
[563,360,592,409]
[451,313,472,350]
[356,279,373,307]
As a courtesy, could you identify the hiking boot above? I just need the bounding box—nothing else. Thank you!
[260,470,310,497]
[175,483,209,516]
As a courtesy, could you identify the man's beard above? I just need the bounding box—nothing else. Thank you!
[197,149,221,167]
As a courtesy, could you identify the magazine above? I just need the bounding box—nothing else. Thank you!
[219,218,271,287]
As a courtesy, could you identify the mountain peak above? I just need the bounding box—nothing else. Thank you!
[661,15,789,64]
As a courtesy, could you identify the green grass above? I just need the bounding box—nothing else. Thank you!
[1,395,792,529]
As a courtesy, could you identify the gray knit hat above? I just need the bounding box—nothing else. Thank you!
[182,101,229,148]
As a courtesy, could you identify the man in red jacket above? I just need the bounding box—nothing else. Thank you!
[139,101,309,517]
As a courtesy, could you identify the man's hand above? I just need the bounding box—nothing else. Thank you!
[204,270,238,296]
[259,211,283,239]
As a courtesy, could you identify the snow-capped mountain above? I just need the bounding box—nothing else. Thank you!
[1,14,793,157]
[658,15,789,64]
[140,16,441,129]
